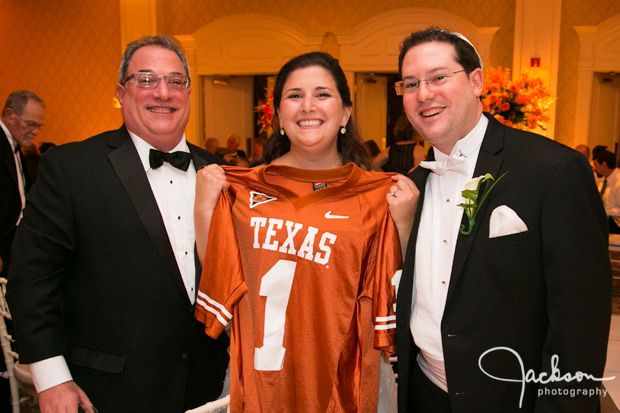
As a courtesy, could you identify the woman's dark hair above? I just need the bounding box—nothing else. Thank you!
[393,114,417,143]
[262,52,371,170]
[364,140,381,158]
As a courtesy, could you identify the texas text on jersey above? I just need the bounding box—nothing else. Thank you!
[195,163,402,412]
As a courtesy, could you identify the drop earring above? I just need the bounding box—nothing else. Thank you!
[280,128,285,136]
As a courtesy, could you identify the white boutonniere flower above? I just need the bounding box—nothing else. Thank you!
[458,171,509,235]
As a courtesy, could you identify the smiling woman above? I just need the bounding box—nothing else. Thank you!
[261,51,371,171]
[192,51,419,412]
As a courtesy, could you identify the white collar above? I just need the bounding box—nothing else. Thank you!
[434,115,488,162]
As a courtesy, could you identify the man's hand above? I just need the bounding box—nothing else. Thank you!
[38,381,95,413]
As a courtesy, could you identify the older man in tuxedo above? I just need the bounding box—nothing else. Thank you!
[7,36,229,413]
[0,90,45,279]
[393,27,611,412]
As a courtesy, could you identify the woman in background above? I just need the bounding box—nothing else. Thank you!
[373,114,426,174]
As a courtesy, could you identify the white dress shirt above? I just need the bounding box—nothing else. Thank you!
[602,168,620,226]
[130,132,198,302]
[1,120,26,224]
[410,115,488,391]
[30,132,198,393]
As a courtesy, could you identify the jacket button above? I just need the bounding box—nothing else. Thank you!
[181,353,188,360]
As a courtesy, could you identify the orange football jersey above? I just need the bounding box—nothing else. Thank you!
[195,164,401,412]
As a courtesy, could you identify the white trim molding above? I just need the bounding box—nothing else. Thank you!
[336,7,498,73]
[176,9,499,143]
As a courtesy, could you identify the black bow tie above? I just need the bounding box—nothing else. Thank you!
[149,149,192,171]
[14,144,20,154]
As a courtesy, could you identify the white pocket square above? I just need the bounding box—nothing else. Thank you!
[489,205,528,238]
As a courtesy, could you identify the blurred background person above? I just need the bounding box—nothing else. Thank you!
[593,149,620,234]
[229,156,250,167]
[204,137,220,154]
[575,144,590,161]
[0,89,45,279]
[592,145,608,160]
[373,114,425,174]
[21,143,41,182]
[249,137,265,166]
[204,137,225,163]
[592,144,608,189]
[0,88,44,410]
[364,139,381,159]
[222,133,246,162]
[39,141,56,154]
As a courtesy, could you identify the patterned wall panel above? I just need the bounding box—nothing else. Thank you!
[0,0,516,146]
[557,0,620,148]
[162,0,515,69]
[0,0,122,146]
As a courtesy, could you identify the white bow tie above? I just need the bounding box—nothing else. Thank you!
[420,155,468,175]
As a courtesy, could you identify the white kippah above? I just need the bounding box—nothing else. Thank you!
[442,29,483,70]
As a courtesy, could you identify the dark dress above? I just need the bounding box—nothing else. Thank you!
[383,142,418,175]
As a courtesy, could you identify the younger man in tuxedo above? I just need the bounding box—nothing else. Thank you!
[7,36,229,413]
[394,27,611,412]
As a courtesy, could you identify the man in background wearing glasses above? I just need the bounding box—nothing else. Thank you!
[7,36,229,413]
[393,27,611,412]
[0,89,44,410]
[0,90,44,280]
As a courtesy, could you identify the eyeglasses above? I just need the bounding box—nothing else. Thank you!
[394,70,468,96]
[121,72,190,90]
[13,112,44,130]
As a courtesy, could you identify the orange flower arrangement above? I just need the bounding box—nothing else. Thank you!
[255,89,274,135]
[481,66,556,131]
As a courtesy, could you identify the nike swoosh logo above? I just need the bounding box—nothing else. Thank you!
[325,211,349,219]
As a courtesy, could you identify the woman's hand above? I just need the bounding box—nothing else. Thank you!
[195,164,228,265]
[386,174,419,258]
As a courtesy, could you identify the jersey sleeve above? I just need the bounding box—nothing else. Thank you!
[195,187,248,339]
[370,209,401,355]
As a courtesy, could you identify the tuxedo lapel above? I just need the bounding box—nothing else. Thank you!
[397,165,431,322]
[446,114,505,305]
[1,130,19,188]
[189,143,209,171]
[107,127,191,305]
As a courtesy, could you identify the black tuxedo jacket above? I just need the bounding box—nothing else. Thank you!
[0,128,31,278]
[396,114,611,412]
[7,126,229,412]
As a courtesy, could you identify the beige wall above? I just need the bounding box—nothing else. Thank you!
[2,0,620,149]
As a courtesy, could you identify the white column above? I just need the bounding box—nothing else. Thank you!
[119,0,158,50]
[513,0,562,138]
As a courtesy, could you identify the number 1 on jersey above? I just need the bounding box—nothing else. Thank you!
[254,259,297,371]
